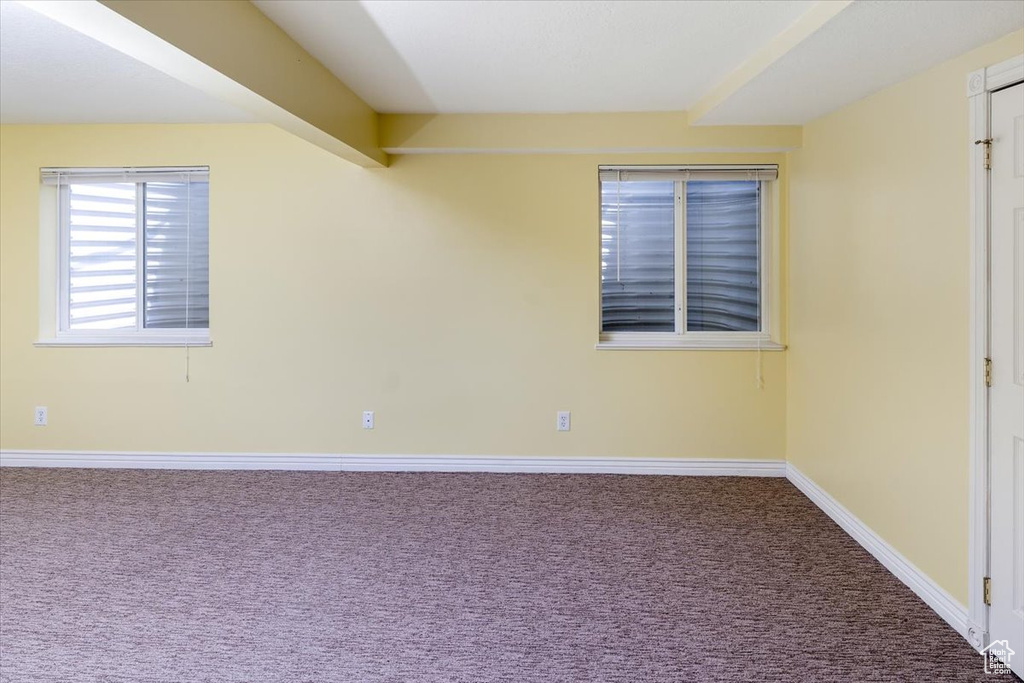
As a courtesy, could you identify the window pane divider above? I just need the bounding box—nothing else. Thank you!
[57,183,70,333]
[675,180,686,334]
[135,183,145,333]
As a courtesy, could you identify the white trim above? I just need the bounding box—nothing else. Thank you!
[786,464,971,643]
[965,52,1024,653]
[597,331,785,351]
[967,63,992,651]
[35,334,211,347]
[341,455,786,475]
[0,450,340,471]
[967,55,1024,96]
[0,450,786,476]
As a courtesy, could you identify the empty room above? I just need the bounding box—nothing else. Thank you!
[1,0,1023,680]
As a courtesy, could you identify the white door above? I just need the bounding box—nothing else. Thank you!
[990,80,1024,679]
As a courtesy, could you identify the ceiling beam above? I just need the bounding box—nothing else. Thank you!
[19,0,387,168]
[380,113,801,155]
[688,0,854,126]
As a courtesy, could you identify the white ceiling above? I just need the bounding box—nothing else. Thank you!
[0,1,252,124]
[1,0,1022,126]
[252,0,815,114]
[703,0,1024,124]
[254,0,1023,118]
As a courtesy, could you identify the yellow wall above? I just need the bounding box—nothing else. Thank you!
[0,124,786,457]
[1,22,1020,623]
[787,29,1024,605]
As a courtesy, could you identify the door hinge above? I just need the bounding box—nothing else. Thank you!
[975,138,993,170]
[985,357,993,387]
[984,577,992,606]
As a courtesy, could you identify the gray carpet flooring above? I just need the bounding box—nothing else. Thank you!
[0,468,1000,682]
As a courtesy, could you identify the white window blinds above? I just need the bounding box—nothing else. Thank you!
[41,167,209,334]
[143,180,209,329]
[600,179,676,331]
[600,166,771,335]
[686,181,760,331]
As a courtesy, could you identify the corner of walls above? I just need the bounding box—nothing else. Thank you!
[784,29,1024,606]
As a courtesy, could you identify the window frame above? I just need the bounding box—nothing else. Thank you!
[36,166,211,347]
[597,165,784,351]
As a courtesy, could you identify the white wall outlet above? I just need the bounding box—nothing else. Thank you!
[34,406,48,426]
[557,410,571,432]
[362,411,375,429]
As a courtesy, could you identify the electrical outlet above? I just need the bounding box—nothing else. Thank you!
[34,406,48,426]
[557,410,571,432]
[362,411,375,429]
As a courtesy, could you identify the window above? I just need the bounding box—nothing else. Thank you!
[599,165,782,350]
[39,167,210,346]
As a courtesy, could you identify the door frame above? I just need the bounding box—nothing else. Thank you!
[966,54,1024,652]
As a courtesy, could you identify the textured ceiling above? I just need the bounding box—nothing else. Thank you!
[0,1,252,124]
[702,0,1024,124]
[2,0,1022,126]
[252,0,815,114]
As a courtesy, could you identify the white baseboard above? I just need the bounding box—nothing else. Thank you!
[785,463,971,644]
[0,450,342,471]
[342,455,786,476]
[0,450,787,477]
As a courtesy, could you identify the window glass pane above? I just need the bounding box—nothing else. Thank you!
[686,181,760,332]
[143,181,209,329]
[601,180,675,332]
[67,182,137,330]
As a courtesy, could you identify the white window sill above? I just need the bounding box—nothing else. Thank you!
[35,333,211,348]
[596,332,785,351]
